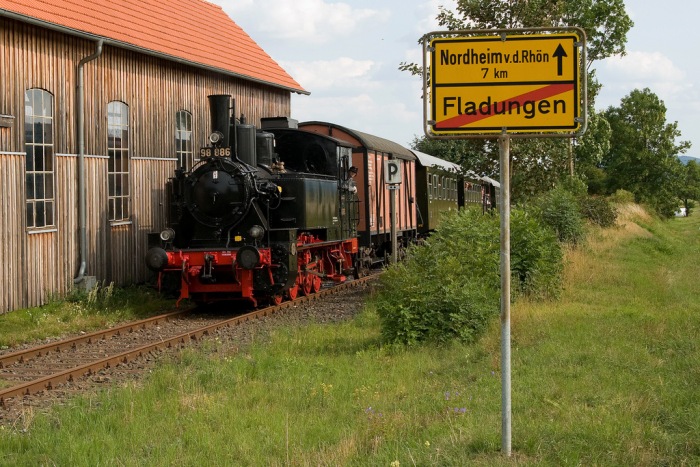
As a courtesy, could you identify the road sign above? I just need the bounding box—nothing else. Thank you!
[384,159,402,185]
[428,32,583,136]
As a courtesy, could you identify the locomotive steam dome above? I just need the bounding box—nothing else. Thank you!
[184,157,253,228]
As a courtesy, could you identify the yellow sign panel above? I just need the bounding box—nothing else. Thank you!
[430,33,582,135]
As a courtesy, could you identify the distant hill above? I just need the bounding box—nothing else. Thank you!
[679,156,700,165]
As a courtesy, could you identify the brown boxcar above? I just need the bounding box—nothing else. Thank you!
[298,122,417,267]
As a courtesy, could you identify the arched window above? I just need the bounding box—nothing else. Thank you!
[175,110,193,170]
[107,101,130,221]
[24,88,55,229]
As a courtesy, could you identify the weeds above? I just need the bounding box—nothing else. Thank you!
[0,283,173,347]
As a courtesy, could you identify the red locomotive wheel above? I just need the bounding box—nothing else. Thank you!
[310,275,322,293]
[286,284,299,300]
[270,293,284,306]
[301,273,313,296]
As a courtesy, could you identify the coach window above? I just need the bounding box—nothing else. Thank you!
[107,101,130,222]
[176,110,193,170]
[427,173,432,199]
[25,88,55,229]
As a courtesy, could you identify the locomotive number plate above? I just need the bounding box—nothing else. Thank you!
[199,147,232,158]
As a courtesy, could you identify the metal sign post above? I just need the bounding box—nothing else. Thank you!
[499,134,511,455]
[421,27,587,457]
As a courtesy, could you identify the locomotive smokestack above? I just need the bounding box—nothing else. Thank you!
[208,94,234,149]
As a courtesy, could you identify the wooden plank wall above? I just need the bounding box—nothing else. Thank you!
[0,153,25,313]
[0,17,292,313]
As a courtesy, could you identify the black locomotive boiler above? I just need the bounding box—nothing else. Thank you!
[146,95,360,307]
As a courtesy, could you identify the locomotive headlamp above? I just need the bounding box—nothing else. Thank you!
[236,246,260,270]
[248,225,265,239]
[209,131,224,145]
[159,228,176,242]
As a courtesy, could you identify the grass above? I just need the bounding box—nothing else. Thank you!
[0,283,176,349]
[1,205,699,465]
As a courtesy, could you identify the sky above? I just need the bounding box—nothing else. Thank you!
[214,0,699,157]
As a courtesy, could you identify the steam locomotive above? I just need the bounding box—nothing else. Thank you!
[146,95,360,307]
[145,95,499,307]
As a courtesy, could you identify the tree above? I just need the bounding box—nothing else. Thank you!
[575,109,611,192]
[411,136,499,178]
[678,160,700,216]
[602,88,691,217]
[434,0,632,67]
[400,0,632,197]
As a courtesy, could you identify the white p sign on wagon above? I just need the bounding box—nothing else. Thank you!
[384,159,402,185]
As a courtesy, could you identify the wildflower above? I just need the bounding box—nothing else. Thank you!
[424,440,430,447]
[390,461,400,467]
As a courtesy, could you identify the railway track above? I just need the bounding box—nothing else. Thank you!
[0,274,376,408]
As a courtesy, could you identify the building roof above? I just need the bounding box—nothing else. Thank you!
[0,0,307,94]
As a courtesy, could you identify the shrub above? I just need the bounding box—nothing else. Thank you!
[558,176,588,198]
[609,189,635,204]
[373,207,563,346]
[535,187,585,245]
[578,196,618,228]
[373,209,500,346]
[510,209,563,299]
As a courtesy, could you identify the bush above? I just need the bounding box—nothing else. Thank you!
[609,189,635,204]
[373,209,500,346]
[558,176,588,198]
[535,187,585,245]
[510,209,563,299]
[578,196,618,228]
[373,207,563,346]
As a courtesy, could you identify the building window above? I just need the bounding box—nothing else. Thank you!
[176,110,193,170]
[108,101,130,221]
[24,88,55,229]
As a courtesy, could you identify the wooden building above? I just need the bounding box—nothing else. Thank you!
[0,0,307,313]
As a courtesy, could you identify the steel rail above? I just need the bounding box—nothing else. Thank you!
[0,308,192,369]
[0,275,376,406]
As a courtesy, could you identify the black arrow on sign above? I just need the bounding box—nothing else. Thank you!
[553,44,567,76]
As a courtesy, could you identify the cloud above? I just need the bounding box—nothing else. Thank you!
[415,0,458,34]
[280,57,378,91]
[291,92,422,145]
[596,49,699,145]
[221,0,389,43]
[600,51,689,97]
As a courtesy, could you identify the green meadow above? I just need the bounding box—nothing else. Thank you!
[1,205,698,466]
